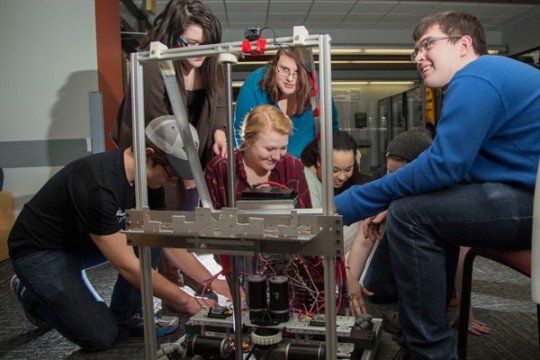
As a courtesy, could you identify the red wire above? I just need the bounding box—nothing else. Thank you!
[255,181,288,189]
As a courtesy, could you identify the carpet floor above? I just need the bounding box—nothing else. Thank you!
[0,254,537,359]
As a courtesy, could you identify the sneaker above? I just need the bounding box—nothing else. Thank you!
[382,311,412,360]
[10,275,50,329]
[117,309,179,337]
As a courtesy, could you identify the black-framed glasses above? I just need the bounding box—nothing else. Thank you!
[161,164,177,180]
[411,35,462,61]
[178,36,205,47]
[276,65,299,78]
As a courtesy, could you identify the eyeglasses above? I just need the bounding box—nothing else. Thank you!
[411,35,462,61]
[162,164,178,180]
[178,36,205,47]
[276,65,300,79]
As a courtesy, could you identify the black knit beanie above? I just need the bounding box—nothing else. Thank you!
[386,127,433,162]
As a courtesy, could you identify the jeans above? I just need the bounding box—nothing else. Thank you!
[386,183,533,360]
[11,245,162,351]
[363,235,398,303]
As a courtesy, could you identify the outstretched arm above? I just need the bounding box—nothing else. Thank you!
[160,248,232,300]
[91,232,217,314]
[346,221,375,316]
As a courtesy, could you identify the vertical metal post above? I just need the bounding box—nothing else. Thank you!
[318,34,338,360]
[223,61,236,206]
[131,52,157,360]
[221,56,243,360]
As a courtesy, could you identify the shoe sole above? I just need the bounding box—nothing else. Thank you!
[10,275,51,330]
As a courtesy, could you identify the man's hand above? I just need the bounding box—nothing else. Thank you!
[209,278,238,301]
[450,314,492,336]
[166,293,218,315]
[362,210,387,242]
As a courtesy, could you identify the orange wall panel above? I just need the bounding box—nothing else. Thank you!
[95,0,123,151]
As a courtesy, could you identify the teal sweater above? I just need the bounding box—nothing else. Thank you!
[234,66,339,158]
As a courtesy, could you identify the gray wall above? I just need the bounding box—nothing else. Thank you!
[0,0,98,215]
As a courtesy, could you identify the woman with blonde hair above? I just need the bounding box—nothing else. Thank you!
[206,104,311,208]
[207,105,359,317]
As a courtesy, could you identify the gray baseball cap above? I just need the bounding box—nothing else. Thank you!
[145,115,199,179]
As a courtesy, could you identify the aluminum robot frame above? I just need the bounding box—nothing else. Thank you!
[124,27,372,360]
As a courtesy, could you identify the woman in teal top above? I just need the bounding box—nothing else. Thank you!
[234,48,339,158]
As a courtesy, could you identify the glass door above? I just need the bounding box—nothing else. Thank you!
[390,93,405,140]
[377,98,390,168]
[405,86,424,129]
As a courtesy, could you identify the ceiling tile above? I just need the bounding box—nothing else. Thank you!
[380,14,424,23]
[375,22,417,30]
[268,13,308,25]
[123,0,540,47]
[310,1,357,13]
[225,1,269,13]
[228,13,267,24]
[502,4,537,17]
[432,3,479,13]
[339,22,378,29]
[391,2,438,15]
[474,3,521,17]
[206,2,226,13]
[343,13,387,23]
[351,1,398,14]
[269,1,312,13]
[306,13,349,22]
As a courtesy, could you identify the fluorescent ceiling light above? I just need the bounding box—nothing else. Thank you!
[334,81,416,85]
[323,48,413,55]
[330,60,412,64]
[236,60,414,66]
[232,81,416,87]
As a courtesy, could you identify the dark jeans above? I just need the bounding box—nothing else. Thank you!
[363,235,398,303]
[386,183,533,360]
[11,245,161,351]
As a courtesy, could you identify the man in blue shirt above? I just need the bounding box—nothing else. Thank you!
[335,11,540,360]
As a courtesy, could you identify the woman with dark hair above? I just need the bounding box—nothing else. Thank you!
[111,0,227,188]
[300,131,365,206]
[110,0,231,303]
[233,48,339,158]
[299,131,368,315]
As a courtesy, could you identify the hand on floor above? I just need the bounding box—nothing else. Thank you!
[451,315,492,336]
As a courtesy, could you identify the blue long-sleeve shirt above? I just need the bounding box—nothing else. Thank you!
[234,66,339,158]
[335,55,540,225]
